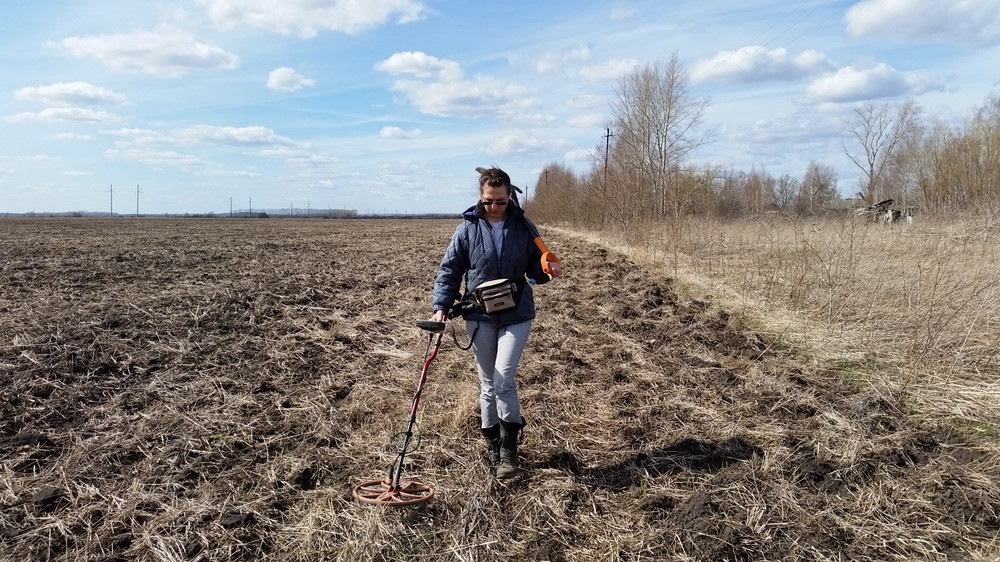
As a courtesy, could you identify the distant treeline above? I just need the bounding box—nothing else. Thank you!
[526,55,1000,233]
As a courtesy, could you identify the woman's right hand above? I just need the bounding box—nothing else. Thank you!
[431,310,447,323]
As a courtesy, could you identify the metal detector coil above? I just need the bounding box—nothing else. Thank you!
[353,320,443,506]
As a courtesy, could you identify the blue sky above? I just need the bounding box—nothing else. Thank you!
[2,0,999,215]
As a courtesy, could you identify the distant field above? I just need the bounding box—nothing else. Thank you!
[2,218,998,561]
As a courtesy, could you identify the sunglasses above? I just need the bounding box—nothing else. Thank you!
[482,199,508,206]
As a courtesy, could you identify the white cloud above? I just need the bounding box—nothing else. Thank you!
[379,126,424,139]
[105,128,175,146]
[53,24,239,77]
[692,46,833,84]
[18,154,61,162]
[389,77,538,118]
[565,94,607,110]
[105,147,210,169]
[564,147,598,163]
[52,133,95,141]
[376,52,537,118]
[375,51,462,81]
[579,58,637,83]
[197,0,425,37]
[203,169,262,177]
[257,147,339,170]
[481,134,569,156]
[176,125,297,146]
[7,108,119,123]
[845,0,1000,46]
[805,63,944,103]
[533,45,591,74]
[61,170,93,176]
[567,113,605,128]
[267,67,315,91]
[16,82,129,107]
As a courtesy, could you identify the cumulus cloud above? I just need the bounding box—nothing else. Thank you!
[7,108,119,123]
[845,0,1000,46]
[375,51,462,81]
[52,24,239,77]
[16,82,129,107]
[197,0,424,37]
[804,63,944,103]
[267,67,315,91]
[379,126,424,139]
[692,46,833,84]
[389,77,537,118]
[61,170,93,176]
[376,51,538,118]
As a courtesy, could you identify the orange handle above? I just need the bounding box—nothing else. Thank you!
[533,237,559,276]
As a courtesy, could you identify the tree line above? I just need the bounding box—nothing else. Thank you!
[527,52,1000,231]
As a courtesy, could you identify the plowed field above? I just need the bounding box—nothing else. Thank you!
[2,218,998,561]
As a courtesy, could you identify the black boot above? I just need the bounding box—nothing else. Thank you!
[496,418,524,480]
[480,424,501,466]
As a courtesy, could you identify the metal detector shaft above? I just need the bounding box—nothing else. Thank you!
[388,328,443,489]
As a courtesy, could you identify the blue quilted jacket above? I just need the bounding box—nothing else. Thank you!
[432,204,550,324]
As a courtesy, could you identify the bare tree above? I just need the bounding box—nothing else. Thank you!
[798,161,838,215]
[529,162,579,224]
[772,174,800,211]
[843,99,921,204]
[608,52,712,223]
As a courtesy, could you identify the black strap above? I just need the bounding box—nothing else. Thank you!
[451,321,476,350]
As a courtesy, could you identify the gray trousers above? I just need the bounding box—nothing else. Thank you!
[466,319,531,428]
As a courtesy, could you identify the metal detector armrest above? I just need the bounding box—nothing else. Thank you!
[415,320,446,332]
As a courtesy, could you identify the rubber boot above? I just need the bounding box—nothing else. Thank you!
[496,419,524,480]
[480,424,501,466]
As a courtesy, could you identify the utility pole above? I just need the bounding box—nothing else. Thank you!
[135,184,141,217]
[249,197,253,215]
[230,197,233,217]
[603,127,614,184]
[109,184,114,216]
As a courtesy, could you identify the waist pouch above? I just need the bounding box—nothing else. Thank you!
[470,278,519,314]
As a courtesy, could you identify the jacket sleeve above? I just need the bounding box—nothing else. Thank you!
[432,223,470,312]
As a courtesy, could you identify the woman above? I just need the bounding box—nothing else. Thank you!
[430,166,562,479]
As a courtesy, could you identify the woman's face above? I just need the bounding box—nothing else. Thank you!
[480,185,509,222]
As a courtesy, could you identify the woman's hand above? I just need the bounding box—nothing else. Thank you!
[548,261,563,278]
[431,310,447,323]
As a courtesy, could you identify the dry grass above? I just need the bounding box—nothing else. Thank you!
[581,213,1000,432]
[2,217,999,561]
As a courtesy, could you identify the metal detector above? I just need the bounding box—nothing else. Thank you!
[352,319,446,506]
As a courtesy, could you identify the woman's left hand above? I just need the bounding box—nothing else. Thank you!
[548,261,563,278]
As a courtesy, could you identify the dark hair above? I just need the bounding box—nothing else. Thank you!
[477,167,512,195]
[475,166,513,218]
